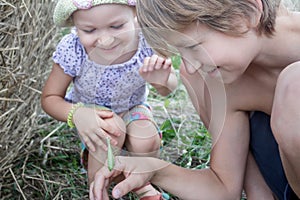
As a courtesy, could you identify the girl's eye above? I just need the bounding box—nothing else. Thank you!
[111,24,124,29]
[82,29,96,33]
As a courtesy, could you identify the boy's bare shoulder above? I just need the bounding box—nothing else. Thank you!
[226,69,279,114]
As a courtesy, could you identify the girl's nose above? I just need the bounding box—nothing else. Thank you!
[97,35,114,47]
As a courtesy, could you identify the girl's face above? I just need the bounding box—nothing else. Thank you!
[168,22,261,84]
[72,4,138,65]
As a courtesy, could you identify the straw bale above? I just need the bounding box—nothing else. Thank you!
[0,0,61,198]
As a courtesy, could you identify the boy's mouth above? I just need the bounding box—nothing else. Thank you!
[203,66,219,74]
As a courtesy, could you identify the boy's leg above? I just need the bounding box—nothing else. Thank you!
[250,111,298,200]
[271,62,300,198]
[243,151,275,200]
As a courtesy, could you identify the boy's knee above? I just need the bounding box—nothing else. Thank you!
[271,105,299,151]
[271,62,300,145]
[276,61,300,93]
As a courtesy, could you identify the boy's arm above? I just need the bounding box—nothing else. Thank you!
[91,109,250,200]
[151,110,250,199]
[243,152,274,199]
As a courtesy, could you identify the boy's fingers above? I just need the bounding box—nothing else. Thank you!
[93,167,116,200]
[89,182,95,200]
[109,158,144,198]
[112,175,147,199]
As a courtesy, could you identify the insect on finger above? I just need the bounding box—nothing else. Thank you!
[106,137,115,171]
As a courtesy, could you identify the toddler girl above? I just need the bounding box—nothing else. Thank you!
[41,0,176,199]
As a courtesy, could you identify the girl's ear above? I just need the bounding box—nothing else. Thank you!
[132,7,137,17]
[134,16,140,29]
[132,7,139,27]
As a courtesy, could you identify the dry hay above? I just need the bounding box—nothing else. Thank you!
[0,0,78,199]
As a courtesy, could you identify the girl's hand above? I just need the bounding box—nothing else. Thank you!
[139,55,172,87]
[73,107,125,152]
[90,156,158,200]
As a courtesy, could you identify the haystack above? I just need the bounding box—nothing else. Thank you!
[0,0,67,199]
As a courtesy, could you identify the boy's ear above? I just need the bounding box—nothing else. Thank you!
[251,0,263,27]
[254,0,263,12]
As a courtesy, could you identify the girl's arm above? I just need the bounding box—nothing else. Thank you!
[139,55,178,96]
[41,63,117,152]
[41,63,73,121]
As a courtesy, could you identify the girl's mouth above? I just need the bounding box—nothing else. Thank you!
[101,44,119,51]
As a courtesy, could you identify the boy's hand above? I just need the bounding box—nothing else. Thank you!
[90,156,159,200]
[72,107,123,152]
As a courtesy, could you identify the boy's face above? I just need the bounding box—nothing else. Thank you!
[166,22,261,84]
[72,4,138,65]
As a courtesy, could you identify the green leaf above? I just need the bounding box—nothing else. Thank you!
[171,54,182,70]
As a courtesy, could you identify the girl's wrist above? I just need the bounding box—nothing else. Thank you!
[67,102,84,128]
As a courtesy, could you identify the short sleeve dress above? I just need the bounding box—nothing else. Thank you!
[53,32,153,114]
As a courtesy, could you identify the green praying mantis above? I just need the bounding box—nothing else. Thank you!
[106,137,114,171]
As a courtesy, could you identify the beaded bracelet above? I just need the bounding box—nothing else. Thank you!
[67,102,84,128]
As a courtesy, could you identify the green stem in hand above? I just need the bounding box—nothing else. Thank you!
[106,137,114,171]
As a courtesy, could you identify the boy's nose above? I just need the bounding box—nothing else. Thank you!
[185,60,202,74]
[97,35,114,47]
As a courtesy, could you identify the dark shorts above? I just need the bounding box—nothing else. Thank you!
[250,111,298,200]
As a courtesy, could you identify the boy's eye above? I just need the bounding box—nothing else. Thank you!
[110,24,124,29]
[186,43,199,49]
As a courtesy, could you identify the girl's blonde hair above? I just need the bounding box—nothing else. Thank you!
[137,0,281,56]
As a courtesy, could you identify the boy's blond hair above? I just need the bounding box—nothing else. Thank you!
[136,0,280,56]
